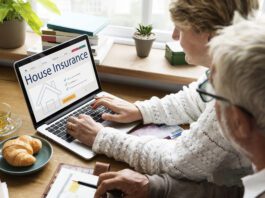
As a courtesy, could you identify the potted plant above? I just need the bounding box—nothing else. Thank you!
[133,24,156,58]
[0,0,60,49]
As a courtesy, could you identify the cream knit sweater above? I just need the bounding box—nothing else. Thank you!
[92,77,251,186]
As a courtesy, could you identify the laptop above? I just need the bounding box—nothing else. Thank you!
[14,35,138,159]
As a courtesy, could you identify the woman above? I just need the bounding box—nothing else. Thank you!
[67,0,258,186]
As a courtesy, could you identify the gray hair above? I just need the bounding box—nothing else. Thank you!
[209,13,265,130]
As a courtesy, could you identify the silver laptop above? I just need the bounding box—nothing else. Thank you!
[14,35,138,159]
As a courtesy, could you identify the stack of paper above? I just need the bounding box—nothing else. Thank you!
[0,180,9,198]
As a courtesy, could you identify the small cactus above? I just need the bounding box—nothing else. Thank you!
[136,24,153,37]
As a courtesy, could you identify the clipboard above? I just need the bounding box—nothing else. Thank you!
[42,162,111,198]
[41,163,94,198]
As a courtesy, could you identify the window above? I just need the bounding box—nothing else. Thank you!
[35,0,174,44]
[35,0,265,44]
[151,0,173,31]
[262,0,265,12]
[44,0,142,27]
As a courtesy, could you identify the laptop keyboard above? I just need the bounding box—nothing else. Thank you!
[46,104,112,143]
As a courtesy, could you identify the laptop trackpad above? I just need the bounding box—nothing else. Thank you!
[102,121,140,133]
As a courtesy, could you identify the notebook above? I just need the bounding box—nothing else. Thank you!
[14,35,138,159]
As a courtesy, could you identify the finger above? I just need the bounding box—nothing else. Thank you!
[92,97,114,108]
[67,129,76,137]
[82,115,97,123]
[78,114,90,119]
[102,113,123,123]
[67,124,78,135]
[66,122,77,131]
[93,96,114,106]
[95,94,114,100]
[95,178,123,198]
[67,116,79,124]
[76,114,96,125]
[98,172,119,185]
[92,98,115,110]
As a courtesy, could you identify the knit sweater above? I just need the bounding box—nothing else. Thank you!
[92,76,251,186]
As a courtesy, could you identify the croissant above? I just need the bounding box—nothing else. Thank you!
[18,135,42,154]
[2,135,42,167]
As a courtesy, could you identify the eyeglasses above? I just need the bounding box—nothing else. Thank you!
[196,70,253,117]
[196,78,231,103]
[196,70,231,103]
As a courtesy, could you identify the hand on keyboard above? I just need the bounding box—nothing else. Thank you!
[92,95,143,123]
[46,104,111,144]
[67,114,104,147]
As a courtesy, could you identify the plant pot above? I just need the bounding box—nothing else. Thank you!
[0,20,26,49]
[133,33,156,58]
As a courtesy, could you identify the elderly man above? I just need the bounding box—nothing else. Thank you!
[205,14,265,198]
[94,15,265,198]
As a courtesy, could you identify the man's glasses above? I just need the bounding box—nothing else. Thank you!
[196,70,252,117]
[196,78,231,103]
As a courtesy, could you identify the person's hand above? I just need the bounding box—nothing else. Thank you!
[67,114,103,147]
[94,169,149,198]
[92,95,143,123]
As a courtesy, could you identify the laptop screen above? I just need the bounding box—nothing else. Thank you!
[17,36,99,123]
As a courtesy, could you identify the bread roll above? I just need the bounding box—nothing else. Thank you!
[2,135,42,167]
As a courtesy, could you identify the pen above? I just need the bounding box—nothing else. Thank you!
[74,180,97,189]
[164,130,182,139]
[73,180,123,197]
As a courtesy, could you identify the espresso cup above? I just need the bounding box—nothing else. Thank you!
[0,103,11,133]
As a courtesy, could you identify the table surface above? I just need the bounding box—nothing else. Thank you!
[0,66,170,198]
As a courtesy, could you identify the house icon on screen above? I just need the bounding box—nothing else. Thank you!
[36,81,62,115]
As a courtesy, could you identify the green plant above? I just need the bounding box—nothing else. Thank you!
[0,0,60,34]
[136,24,153,37]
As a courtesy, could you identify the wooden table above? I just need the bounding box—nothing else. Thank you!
[0,66,169,198]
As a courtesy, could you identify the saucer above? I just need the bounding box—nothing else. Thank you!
[0,114,22,137]
[0,135,53,175]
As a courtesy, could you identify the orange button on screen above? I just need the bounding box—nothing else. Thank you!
[62,94,76,104]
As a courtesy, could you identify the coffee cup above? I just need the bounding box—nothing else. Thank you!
[0,103,11,134]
